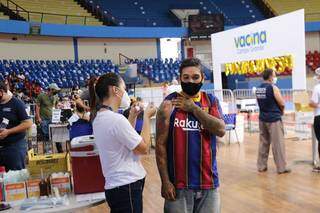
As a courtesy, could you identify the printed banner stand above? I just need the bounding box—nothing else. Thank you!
[211,9,306,91]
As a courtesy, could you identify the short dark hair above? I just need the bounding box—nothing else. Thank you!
[179,58,203,75]
[95,73,121,101]
[262,68,274,80]
[0,82,7,93]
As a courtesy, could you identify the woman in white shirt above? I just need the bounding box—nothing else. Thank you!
[310,68,320,172]
[93,73,156,213]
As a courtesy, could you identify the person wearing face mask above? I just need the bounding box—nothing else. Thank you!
[155,58,226,213]
[256,68,291,174]
[0,82,32,171]
[35,83,63,153]
[310,68,320,172]
[93,73,156,213]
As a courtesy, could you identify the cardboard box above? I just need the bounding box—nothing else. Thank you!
[4,182,27,202]
[27,149,69,177]
[26,179,41,198]
[50,176,71,195]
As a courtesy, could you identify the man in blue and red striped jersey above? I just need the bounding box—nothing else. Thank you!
[156,58,226,213]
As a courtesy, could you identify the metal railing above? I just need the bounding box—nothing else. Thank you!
[0,0,94,25]
[233,88,312,102]
[205,89,236,114]
[234,89,256,100]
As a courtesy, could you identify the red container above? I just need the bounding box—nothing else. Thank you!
[71,135,95,152]
[70,136,104,194]
[0,183,3,201]
[0,166,5,201]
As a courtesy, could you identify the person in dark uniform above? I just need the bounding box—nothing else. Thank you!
[310,68,320,172]
[0,82,32,171]
[256,69,291,174]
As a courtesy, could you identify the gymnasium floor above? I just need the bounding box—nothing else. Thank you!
[77,133,320,213]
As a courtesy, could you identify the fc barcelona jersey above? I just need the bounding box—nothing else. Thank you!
[165,91,223,190]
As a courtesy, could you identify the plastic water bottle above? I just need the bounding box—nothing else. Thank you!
[31,123,37,137]
[0,118,9,130]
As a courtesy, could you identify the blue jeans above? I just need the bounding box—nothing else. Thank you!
[40,119,63,153]
[105,178,145,213]
[164,189,221,213]
[0,139,27,171]
[40,119,51,140]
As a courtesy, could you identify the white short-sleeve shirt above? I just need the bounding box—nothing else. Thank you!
[311,84,320,116]
[93,110,146,190]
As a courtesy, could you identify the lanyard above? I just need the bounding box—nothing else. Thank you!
[99,105,113,111]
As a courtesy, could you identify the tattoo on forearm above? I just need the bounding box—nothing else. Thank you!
[193,106,225,137]
[155,104,171,183]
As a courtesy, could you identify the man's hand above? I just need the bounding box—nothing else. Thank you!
[144,103,157,118]
[161,181,176,201]
[172,96,197,112]
[0,129,10,140]
[36,117,42,125]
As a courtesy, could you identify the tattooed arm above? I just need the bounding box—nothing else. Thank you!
[172,96,225,137]
[155,100,176,200]
[192,105,225,137]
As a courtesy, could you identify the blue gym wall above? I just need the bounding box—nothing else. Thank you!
[232,76,293,89]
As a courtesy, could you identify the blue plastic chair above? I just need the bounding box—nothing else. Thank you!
[223,113,240,145]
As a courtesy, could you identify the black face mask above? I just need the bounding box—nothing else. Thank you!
[181,82,203,96]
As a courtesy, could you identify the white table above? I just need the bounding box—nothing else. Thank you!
[49,123,70,143]
[3,194,105,213]
[47,123,70,153]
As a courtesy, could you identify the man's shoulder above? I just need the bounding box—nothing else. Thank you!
[37,92,46,98]
[9,97,25,108]
[201,91,218,105]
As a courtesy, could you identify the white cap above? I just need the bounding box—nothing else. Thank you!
[315,67,320,76]
[48,83,61,91]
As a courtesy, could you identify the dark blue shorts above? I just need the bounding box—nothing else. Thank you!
[0,139,27,171]
[105,178,145,213]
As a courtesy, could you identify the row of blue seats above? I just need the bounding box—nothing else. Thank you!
[125,58,180,65]
[127,58,212,83]
[0,58,210,88]
[0,59,113,65]
[0,59,119,89]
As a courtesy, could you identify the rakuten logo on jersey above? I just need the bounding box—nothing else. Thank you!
[174,118,202,131]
